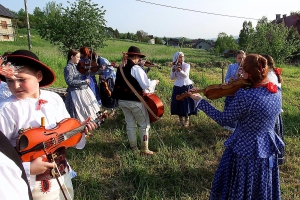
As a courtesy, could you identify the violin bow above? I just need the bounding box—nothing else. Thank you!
[39,118,71,200]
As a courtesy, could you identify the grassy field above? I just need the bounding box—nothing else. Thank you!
[1,35,300,200]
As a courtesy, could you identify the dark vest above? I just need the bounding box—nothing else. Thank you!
[112,59,143,101]
[0,131,33,200]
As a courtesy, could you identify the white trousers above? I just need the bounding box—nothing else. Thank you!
[31,171,74,200]
[118,100,150,149]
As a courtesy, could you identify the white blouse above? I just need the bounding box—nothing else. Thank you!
[170,62,194,86]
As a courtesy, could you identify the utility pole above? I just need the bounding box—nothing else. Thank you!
[24,0,31,50]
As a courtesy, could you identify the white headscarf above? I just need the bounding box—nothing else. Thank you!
[172,52,184,63]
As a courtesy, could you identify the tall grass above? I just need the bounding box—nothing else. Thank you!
[1,36,300,199]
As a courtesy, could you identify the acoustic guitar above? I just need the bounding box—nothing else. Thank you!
[143,93,164,123]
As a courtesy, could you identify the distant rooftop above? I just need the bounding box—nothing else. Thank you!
[0,4,17,18]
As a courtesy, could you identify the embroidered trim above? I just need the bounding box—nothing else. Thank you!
[40,180,51,193]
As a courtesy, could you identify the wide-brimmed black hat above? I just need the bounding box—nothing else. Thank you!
[0,50,55,87]
[124,46,146,58]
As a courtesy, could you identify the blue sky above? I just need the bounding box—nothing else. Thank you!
[3,0,298,39]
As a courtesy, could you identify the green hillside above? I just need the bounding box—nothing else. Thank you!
[1,35,300,199]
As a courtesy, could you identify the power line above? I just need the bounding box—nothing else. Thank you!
[135,0,260,21]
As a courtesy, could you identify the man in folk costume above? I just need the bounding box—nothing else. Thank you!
[112,46,159,155]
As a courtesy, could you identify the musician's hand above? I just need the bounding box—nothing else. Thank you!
[188,92,202,101]
[155,80,159,85]
[188,87,199,92]
[176,67,182,72]
[86,79,90,84]
[81,117,98,138]
[30,156,54,175]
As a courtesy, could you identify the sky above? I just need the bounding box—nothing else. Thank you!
[2,0,299,39]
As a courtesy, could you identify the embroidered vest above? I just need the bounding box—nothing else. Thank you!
[112,59,143,101]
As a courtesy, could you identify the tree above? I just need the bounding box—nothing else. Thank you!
[214,32,238,55]
[114,29,119,38]
[247,20,300,63]
[290,11,300,15]
[136,31,142,42]
[179,37,185,50]
[155,37,163,45]
[35,0,107,54]
[238,21,254,51]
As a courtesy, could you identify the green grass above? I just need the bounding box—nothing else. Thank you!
[1,35,300,199]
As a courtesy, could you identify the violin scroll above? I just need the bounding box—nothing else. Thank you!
[142,60,161,69]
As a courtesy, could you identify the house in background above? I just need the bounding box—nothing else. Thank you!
[192,39,214,50]
[167,38,179,47]
[223,49,236,58]
[0,4,17,41]
[273,13,300,35]
[147,35,155,44]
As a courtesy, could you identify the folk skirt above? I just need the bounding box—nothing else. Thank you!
[209,148,281,200]
[65,87,100,122]
[171,84,198,117]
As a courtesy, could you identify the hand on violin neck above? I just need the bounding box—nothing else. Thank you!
[187,88,202,101]
[30,155,54,175]
[82,117,98,134]
[189,92,202,101]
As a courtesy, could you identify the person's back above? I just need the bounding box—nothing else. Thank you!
[223,86,282,157]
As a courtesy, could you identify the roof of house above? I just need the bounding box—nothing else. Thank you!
[0,4,17,18]
[273,14,300,34]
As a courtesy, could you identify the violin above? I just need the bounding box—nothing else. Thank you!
[16,112,107,162]
[172,61,182,72]
[140,60,161,69]
[176,78,251,101]
[76,59,100,74]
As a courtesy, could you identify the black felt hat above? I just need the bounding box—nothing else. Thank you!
[0,50,56,87]
[124,46,146,58]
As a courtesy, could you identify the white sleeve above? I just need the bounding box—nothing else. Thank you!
[0,153,30,199]
[131,65,156,92]
[170,65,176,80]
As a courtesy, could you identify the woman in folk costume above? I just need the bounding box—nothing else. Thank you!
[64,49,101,122]
[79,46,102,106]
[170,51,197,127]
[188,54,284,199]
[98,56,118,115]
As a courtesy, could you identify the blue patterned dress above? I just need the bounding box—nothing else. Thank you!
[196,86,284,200]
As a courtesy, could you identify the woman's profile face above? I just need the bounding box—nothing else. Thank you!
[71,53,80,64]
